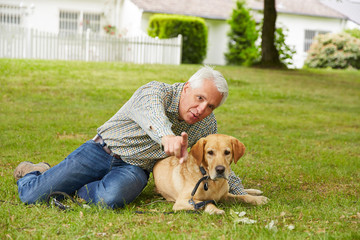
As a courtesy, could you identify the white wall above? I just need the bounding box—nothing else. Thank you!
[204,19,230,65]
[3,0,111,33]
[118,0,145,36]
[276,13,346,68]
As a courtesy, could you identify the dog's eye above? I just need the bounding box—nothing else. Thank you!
[207,150,214,155]
[224,150,230,155]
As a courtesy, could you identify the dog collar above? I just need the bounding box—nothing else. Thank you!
[188,166,216,210]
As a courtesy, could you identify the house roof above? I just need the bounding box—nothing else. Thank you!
[130,0,235,20]
[130,0,346,20]
[248,0,345,19]
[319,0,360,25]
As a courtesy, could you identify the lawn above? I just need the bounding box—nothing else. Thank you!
[0,59,359,239]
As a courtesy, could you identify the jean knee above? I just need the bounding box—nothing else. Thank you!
[18,188,43,204]
[99,194,127,209]
[99,171,148,209]
[17,175,46,204]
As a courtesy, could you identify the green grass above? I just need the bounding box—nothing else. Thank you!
[0,59,359,239]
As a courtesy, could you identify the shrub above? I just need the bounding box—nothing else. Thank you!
[305,33,360,69]
[274,27,296,68]
[344,28,360,39]
[148,14,208,64]
[225,0,259,66]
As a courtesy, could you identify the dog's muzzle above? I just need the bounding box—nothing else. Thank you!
[212,165,228,180]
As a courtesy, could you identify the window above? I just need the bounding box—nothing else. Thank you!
[59,11,79,35]
[83,13,101,33]
[59,10,101,35]
[304,30,329,52]
[0,4,22,25]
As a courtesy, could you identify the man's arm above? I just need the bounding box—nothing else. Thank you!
[128,82,189,163]
[128,83,175,144]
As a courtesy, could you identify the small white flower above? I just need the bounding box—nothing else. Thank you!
[286,224,295,230]
[235,211,246,217]
[238,217,257,224]
[265,220,278,232]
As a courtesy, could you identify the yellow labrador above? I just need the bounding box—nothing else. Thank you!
[153,134,268,215]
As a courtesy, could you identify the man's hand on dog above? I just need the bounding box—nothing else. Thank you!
[161,132,188,164]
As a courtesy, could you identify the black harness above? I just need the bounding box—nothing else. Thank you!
[188,166,216,210]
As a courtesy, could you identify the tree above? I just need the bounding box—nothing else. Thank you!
[259,0,286,68]
[225,0,259,66]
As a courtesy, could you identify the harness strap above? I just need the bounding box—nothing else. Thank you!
[188,167,217,210]
[191,176,209,196]
[192,200,216,210]
[46,191,82,211]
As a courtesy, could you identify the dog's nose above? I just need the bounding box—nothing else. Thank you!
[215,165,225,174]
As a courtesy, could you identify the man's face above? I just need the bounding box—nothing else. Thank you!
[179,79,223,124]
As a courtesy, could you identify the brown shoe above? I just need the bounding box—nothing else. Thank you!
[14,161,51,181]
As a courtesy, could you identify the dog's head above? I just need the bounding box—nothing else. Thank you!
[190,134,245,180]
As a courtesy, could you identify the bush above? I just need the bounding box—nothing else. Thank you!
[305,32,360,69]
[274,27,296,68]
[148,14,208,64]
[225,0,259,66]
[344,28,360,39]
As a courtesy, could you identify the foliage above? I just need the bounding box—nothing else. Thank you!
[255,24,296,68]
[305,32,360,69]
[344,28,360,39]
[225,0,259,66]
[148,14,207,64]
[225,0,295,68]
[1,59,360,239]
[274,27,296,67]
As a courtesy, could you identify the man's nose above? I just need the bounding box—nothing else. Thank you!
[197,103,207,115]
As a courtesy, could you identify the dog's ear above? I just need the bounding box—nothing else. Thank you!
[231,137,245,164]
[190,137,206,166]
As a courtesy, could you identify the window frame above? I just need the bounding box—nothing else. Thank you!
[59,10,102,35]
[304,29,330,52]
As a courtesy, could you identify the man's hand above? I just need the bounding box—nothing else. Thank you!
[161,132,188,164]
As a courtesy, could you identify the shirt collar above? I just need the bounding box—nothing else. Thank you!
[168,82,185,114]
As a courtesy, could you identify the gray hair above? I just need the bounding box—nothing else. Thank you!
[187,65,229,107]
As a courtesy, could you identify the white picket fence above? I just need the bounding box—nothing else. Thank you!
[0,24,182,65]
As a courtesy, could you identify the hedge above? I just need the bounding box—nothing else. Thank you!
[148,14,208,64]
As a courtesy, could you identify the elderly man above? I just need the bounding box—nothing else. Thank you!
[14,66,246,209]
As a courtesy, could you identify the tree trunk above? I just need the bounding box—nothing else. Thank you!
[260,0,284,68]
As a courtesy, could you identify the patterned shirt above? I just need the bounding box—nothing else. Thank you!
[97,81,246,195]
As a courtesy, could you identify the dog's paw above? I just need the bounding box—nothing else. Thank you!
[208,208,225,215]
[244,189,263,196]
[253,196,269,205]
[205,205,225,215]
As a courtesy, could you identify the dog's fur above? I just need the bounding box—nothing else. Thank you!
[153,134,268,215]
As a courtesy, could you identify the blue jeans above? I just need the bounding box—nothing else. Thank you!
[17,140,149,209]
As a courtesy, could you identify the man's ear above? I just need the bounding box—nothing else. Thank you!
[190,138,206,166]
[231,137,245,164]
[183,82,190,93]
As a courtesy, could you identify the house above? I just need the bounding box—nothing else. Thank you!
[1,0,359,67]
[122,0,360,68]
